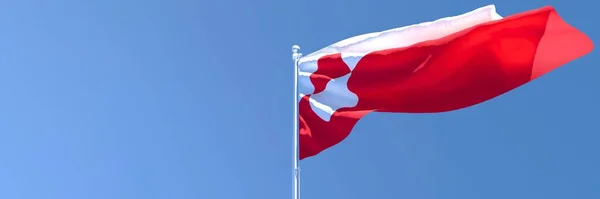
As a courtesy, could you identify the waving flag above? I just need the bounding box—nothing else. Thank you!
[297,5,593,160]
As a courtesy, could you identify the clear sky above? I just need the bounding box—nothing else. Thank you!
[0,0,597,198]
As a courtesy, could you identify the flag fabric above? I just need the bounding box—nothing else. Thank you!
[297,5,593,160]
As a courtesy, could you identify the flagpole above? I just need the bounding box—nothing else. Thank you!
[292,45,302,199]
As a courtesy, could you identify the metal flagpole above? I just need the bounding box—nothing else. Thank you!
[292,45,302,199]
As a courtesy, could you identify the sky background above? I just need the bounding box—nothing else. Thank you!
[0,0,598,198]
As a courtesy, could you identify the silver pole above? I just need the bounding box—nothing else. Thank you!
[292,45,302,199]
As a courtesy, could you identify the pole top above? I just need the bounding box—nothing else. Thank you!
[292,45,302,61]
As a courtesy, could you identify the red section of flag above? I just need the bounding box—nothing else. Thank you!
[299,6,593,160]
[311,54,351,94]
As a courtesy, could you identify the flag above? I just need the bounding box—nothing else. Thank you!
[297,5,593,160]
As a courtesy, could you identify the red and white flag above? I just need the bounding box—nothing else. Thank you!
[297,5,593,159]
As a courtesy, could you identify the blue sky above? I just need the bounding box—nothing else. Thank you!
[0,0,597,198]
